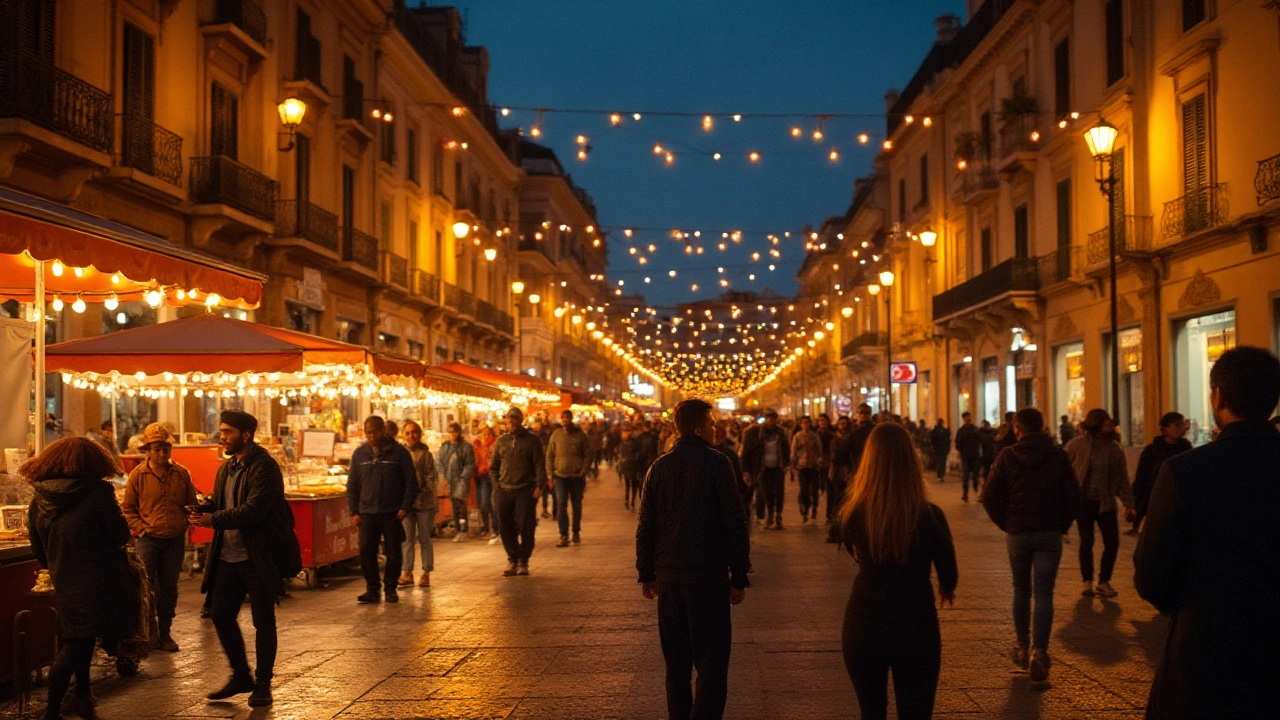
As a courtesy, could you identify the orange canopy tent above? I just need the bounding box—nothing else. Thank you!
[423,366,506,403]
[438,362,567,408]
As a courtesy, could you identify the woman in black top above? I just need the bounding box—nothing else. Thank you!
[839,422,958,720]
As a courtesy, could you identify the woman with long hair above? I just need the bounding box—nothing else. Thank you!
[1064,408,1135,598]
[23,437,139,720]
[838,422,958,720]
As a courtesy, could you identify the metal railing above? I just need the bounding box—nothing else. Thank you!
[518,237,556,263]
[932,257,1039,320]
[412,269,440,302]
[382,252,408,288]
[341,226,379,271]
[211,0,268,47]
[189,155,278,222]
[275,200,338,251]
[998,114,1038,159]
[120,115,183,185]
[840,331,887,361]
[458,288,476,317]
[1037,246,1080,286]
[496,310,514,336]
[958,165,999,202]
[0,50,113,153]
[443,283,464,313]
[1255,153,1280,206]
[1160,183,1228,243]
[1086,215,1154,265]
[475,300,498,327]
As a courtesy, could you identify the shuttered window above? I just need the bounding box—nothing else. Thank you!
[295,134,311,202]
[380,117,396,165]
[210,83,238,159]
[123,23,154,124]
[341,165,355,228]
[8,0,56,60]
[1056,179,1072,251]
[1105,0,1124,86]
[342,55,362,120]
[919,154,929,205]
[980,227,992,272]
[407,127,418,183]
[1110,149,1127,231]
[979,112,992,160]
[1182,0,1206,32]
[898,178,906,221]
[1014,204,1029,259]
[1181,94,1209,229]
[1054,38,1070,117]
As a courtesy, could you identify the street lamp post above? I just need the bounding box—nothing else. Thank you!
[1085,122,1121,419]
[511,280,525,373]
[879,269,896,415]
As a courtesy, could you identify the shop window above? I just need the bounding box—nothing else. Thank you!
[336,318,364,345]
[285,302,319,335]
[1012,349,1037,411]
[377,332,399,353]
[1104,327,1145,445]
[1174,309,1235,446]
[1054,342,1085,427]
[982,356,1001,425]
[407,340,424,360]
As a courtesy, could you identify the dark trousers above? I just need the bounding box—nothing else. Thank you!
[657,582,732,720]
[934,452,948,479]
[46,637,94,711]
[554,476,585,536]
[828,466,850,520]
[450,498,469,533]
[136,534,185,631]
[960,458,981,498]
[753,479,766,519]
[843,612,941,720]
[358,512,404,593]
[475,477,493,533]
[797,468,821,519]
[495,487,537,563]
[624,470,642,506]
[1077,499,1120,583]
[210,560,277,681]
[759,466,785,523]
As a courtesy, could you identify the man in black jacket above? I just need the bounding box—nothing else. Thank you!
[347,416,418,605]
[929,418,952,482]
[981,408,1081,683]
[637,399,750,720]
[1128,412,1190,534]
[1135,347,1280,719]
[190,410,301,708]
[740,410,790,529]
[490,407,548,577]
[954,412,982,502]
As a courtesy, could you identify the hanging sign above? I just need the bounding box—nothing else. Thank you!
[890,361,918,384]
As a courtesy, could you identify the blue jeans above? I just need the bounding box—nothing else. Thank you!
[401,509,435,573]
[135,534,185,630]
[1007,532,1063,650]
[554,476,585,536]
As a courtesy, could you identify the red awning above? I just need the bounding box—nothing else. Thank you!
[437,362,563,397]
[0,186,264,308]
[424,367,505,402]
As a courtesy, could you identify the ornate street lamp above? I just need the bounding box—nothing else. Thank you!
[452,221,471,239]
[1085,121,1121,418]
[277,98,307,152]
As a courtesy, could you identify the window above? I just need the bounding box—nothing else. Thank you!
[1014,204,1029,258]
[979,112,992,160]
[1105,0,1125,86]
[342,55,362,120]
[210,83,238,159]
[379,200,392,251]
[295,134,311,202]
[122,23,156,163]
[376,333,399,352]
[1056,179,1071,250]
[980,226,992,272]
[407,220,418,269]
[285,302,319,335]
[294,9,322,87]
[8,0,56,60]
[898,178,906,222]
[1182,0,1206,32]
[1181,94,1211,230]
[336,319,363,345]
[406,340,424,360]
[379,115,395,165]
[341,165,355,228]
[453,160,463,205]
[431,141,445,195]
[406,127,418,183]
[1054,38,1070,118]
[919,154,929,205]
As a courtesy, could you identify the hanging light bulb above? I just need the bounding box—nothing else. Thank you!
[530,125,541,137]
[829,149,839,162]
[146,288,164,307]
[609,112,621,126]
[104,293,119,311]
[71,295,86,313]
[812,128,824,141]
[748,152,760,162]
[653,143,663,155]
[712,152,722,161]
[51,260,64,277]
[51,296,64,312]
[702,115,713,131]
[576,134,588,145]
[665,152,674,165]
[72,266,84,277]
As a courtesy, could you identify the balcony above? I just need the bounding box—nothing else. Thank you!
[956,165,999,205]
[201,0,268,63]
[189,155,277,223]
[412,269,440,304]
[1037,246,1082,287]
[120,115,183,186]
[382,251,409,289]
[1086,215,1154,267]
[840,331,887,362]
[496,311,515,336]
[933,257,1039,322]
[518,237,556,265]
[341,226,379,272]
[443,283,475,318]
[996,115,1039,173]
[1159,184,1229,245]
[0,49,113,154]
[1255,153,1280,206]
[275,200,338,252]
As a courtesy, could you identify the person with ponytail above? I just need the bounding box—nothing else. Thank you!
[837,422,958,720]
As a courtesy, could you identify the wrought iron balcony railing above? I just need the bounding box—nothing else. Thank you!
[341,226,379,271]
[998,114,1039,159]
[189,155,278,222]
[1160,183,1228,243]
[412,269,440,303]
[1086,215,1153,266]
[382,252,409,288]
[1256,153,1280,206]
[957,165,999,203]
[1037,246,1080,286]
[275,200,338,251]
[120,115,183,185]
[475,300,498,328]
[212,0,268,47]
[458,288,476,317]
[932,257,1039,321]
[496,310,514,336]
[443,283,464,313]
[0,50,113,153]
[840,331,887,361]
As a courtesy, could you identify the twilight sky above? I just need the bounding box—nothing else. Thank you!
[450,0,965,306]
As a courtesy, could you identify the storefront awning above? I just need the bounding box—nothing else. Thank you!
[424,367,506,403]
[0,186,264,308]
[437,362,564,405]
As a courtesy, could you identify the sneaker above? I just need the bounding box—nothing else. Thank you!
[207,672,255,700]
[1081,581,1095,597]
[572,532,580,545]
[556,535,570,548]
[1029,648,1051,682]
[247,680,273,708]
[503,562,519,577]
[1010,645,1029,671]
[155,633,179,653]
[397,572,415,587]
[775,521,784,531]
[357,591,381,604]
[516,561,529,576]
[417,572,430,587]
[1094,581,1118,598]
[453,533,467,543]
[488,535,502,545]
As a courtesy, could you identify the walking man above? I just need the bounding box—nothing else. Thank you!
[1064,409,1134,598]
[1135,347,1280,719]
[981,408,1081,682]
[791,416,824,523]
[1129,412,1190,535]
[398,421,438,588]
[954,412,982,502]
[547,409,590,547]
[347,416,418,604]
[1058,415,1076,445]
[190,410,300,708]
[436,423,476,541]
[121,423,197,653]
[930,418,952,482]
[637,399,751,720]
[740,410,790,530]
[490,407,547,577]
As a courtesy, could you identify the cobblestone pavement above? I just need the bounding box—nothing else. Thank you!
[7,465,1165,719]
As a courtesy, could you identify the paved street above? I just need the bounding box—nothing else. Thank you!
[8,465,1164,719]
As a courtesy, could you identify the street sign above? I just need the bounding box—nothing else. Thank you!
[890,361,918,384]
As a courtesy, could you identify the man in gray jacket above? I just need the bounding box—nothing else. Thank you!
[490,407,547,576]
[547,410,590,547]
[347,416,418,604]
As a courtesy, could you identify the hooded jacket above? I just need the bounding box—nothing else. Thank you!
[28,478,138,639]
[981,432,1082,535]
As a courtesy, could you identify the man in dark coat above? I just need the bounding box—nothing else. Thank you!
[489,407,548,577]
[1135,347,1280,719]
[740,410,790,530]
[348,415,418,604]
[1129,412,1191,534]
[954,412,983,502]
[190,410,300,708]
[637,399,750,720]
[929,418,952,482]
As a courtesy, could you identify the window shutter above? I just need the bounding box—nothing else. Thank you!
[1054,38,1070,117]
[1056,179,1071,251]
[1105,0,1124,86]
[12,0,56,60]
[919,154,929,203]
[296,134,311,202]
[981,227,992,272]
[123,23,154,123]
[1182,0,1206,32]
[210,83,238,160]
[1014,204,1028,258]
[1182,95,1208,228]
[898,178,906,221]
[342,165,355,228]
